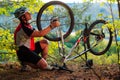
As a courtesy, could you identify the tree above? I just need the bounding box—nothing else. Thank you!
[117,0,120,18]
[0,0,44,16]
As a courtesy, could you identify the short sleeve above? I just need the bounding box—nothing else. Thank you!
[22,25,34,37]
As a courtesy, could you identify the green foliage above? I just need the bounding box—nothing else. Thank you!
[47,41,64,63]
[0,28,16,62]
[105,41,119,56]
[64,36,78,48]
[102,20,120,36]
[85,52,118,65]
[0,0,44,15]
[107,0,116,3]
[0,0,119,65]
[71,1,92,30]
[64,30,82,48]
[117,44,120,51]
[0,28,15,52]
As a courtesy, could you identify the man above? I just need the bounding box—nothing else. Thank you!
[14,7,60,70]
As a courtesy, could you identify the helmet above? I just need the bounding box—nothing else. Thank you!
[14,7,28,18]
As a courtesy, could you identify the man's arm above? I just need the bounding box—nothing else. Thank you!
[31,21,60,37]
[31,25,52,37]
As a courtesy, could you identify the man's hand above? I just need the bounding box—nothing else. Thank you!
[50,17,60,29]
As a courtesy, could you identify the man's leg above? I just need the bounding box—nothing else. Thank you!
[21,59,52,70]
[39,39,49,60]
[36,58,53,70]
[33,39,53,70]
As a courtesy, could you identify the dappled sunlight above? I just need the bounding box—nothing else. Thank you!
[0,0,120,80]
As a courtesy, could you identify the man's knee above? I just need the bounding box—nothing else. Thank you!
[40,39,49,49]
[40,39,49,45]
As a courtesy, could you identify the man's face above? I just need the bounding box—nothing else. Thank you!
[24,12,31,21]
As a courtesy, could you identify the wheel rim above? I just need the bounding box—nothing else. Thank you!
[37,1,74,41]
[87,20,112,55]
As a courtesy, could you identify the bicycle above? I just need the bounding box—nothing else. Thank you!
[36,1,113,71]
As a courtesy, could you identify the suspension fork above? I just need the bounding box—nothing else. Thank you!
[56,27,73,72]
[56,27,66,60]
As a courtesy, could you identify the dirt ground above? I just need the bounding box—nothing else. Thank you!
[0,62,120,80]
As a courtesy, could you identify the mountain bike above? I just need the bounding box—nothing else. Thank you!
[36,1,113,71]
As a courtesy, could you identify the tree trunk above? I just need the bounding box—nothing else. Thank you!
[117,0,120,18]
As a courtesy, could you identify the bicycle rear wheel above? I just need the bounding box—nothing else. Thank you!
[37,1,74,41]
[87,20,113,55]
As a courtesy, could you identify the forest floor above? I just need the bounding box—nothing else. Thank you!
[0,62,120,80]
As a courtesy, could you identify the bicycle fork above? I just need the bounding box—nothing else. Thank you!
[56,28,73,72]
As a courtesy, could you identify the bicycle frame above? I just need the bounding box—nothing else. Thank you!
[36,1,113,71]
[57,23,98,63]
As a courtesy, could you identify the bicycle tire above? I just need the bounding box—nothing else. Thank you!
[87,20,113,55]
[37,1,74,41]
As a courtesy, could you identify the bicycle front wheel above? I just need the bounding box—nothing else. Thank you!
[37,1,74,41]
[87,20,113,55]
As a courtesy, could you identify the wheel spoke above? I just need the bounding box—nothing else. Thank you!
[37,1,74,41]
[87,20,112,55]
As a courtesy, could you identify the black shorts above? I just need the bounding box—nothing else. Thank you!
[17,41,42,64]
